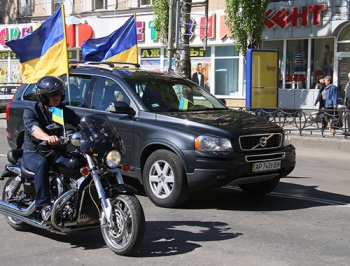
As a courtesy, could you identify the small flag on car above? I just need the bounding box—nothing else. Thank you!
[49,107,64,125]
[179,98,189,110]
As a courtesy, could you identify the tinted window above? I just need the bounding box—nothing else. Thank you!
[62,75,92,108]
[22,84,38,101]
[91,77,130,111]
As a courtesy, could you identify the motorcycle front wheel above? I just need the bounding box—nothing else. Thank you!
[101,194,145,256]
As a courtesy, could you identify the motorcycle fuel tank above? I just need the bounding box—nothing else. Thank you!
[54,152,85,177]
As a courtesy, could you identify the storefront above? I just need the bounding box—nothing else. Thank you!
[1,0,349,109]
[262,0,350,109]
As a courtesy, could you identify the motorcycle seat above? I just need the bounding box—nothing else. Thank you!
[20,163,35,180]
[7,149,23,164]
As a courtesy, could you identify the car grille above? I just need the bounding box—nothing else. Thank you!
[239,133,283,151]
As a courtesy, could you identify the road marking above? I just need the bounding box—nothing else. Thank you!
[0,154,7,157]
[224,186,350,207]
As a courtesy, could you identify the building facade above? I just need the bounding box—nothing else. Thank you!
[0,0,349,108]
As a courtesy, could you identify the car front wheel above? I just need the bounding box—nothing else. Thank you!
[143,149,191,208]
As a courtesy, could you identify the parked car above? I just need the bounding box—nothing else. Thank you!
[0,84,19,112]
[6,62,296,208]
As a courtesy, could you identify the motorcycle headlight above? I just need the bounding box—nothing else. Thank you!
[195,135,233,152]
[105,150,122,168]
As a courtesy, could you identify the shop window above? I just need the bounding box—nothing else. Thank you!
[215,58,239,96]
[216,46,239,57]
[264,38,334,89]
[338,24,350,52]
[311,38,334,88]
[214,46,241,96]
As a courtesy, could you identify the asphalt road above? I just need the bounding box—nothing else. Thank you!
[0,115,349,266]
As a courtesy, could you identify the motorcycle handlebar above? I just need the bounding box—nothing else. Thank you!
[39,136,70,146]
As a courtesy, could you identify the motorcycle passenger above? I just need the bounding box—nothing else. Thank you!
[22,76,80,221]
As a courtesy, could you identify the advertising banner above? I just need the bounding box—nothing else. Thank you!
[246,49,279,108]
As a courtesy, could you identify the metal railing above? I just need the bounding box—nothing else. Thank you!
[236,107,350,139]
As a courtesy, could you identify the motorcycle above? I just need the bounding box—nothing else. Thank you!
[0,113,145,256]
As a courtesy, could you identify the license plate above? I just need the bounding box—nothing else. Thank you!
[252,160,281,173]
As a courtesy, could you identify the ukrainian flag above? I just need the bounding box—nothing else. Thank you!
[81,15,138,63]
[6,6,68,84]
[179,98,189,110]
[49,107,64,125]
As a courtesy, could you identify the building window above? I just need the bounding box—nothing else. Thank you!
[19,0,31,17]
[0,0,3,20]
[140,0,152,6]
[214,46,242,97]
[94,0,117,10]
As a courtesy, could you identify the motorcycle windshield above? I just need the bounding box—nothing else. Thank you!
[79,114,126,158]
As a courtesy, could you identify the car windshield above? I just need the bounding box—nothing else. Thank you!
[123,71,227,111]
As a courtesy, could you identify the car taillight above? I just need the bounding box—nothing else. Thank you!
[5,98,13,121]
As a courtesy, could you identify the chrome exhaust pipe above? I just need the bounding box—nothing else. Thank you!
[0,199,36,216]
[0,200,48,229]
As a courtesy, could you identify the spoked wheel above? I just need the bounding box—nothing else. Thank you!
[101,195,145,256]
[2,176,32,231]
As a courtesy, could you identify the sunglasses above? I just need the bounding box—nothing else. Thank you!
[47,91,63,98]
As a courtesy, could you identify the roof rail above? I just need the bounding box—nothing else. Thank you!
[69,61,140,70]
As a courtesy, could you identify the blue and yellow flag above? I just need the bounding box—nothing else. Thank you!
[179,98,189,110]
[6,6,68,84]
[81,15,138,63]
[49,107,64,125]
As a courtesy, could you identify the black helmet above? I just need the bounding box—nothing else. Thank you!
[36,76,65,105]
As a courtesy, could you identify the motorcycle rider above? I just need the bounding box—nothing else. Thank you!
[22,76,80,221]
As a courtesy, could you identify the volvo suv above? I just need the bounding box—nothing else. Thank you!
[6,62,296,208]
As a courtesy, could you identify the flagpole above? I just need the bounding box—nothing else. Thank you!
[61,4,68,137]
[134,12,139,64]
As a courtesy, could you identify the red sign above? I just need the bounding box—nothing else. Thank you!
[265,4,326,29]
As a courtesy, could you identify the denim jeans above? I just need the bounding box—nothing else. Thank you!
[22,152,51,207]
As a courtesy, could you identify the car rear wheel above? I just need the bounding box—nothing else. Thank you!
[143,149,191,208]
[239,177,280,195]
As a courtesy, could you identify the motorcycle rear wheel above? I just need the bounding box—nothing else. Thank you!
[101,194,145,256]
[2,176,33,231]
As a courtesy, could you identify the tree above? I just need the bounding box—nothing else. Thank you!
[225,0,270,57]
[152,0,192,79]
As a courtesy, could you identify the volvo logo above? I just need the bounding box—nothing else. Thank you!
[259,137,268,147]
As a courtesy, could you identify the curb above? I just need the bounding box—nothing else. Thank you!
[290,134,350,152]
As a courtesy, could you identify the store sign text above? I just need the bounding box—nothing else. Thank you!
[265,4,326,29]
[0,4,327,49]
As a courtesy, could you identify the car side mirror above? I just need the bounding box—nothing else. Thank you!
[109,101,136,116]
[218,98,226,105]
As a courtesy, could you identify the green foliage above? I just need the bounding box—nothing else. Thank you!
[225,0,270,57]
[152,0,170,45]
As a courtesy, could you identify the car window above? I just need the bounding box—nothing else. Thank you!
[62,75,91,108]
[22,84,38,101]
[91,77,130,111]
[124,74,226,111]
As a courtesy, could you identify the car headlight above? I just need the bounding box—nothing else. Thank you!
[283,131,291,146]
[195,135,233,151]
[105,150,122,168]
